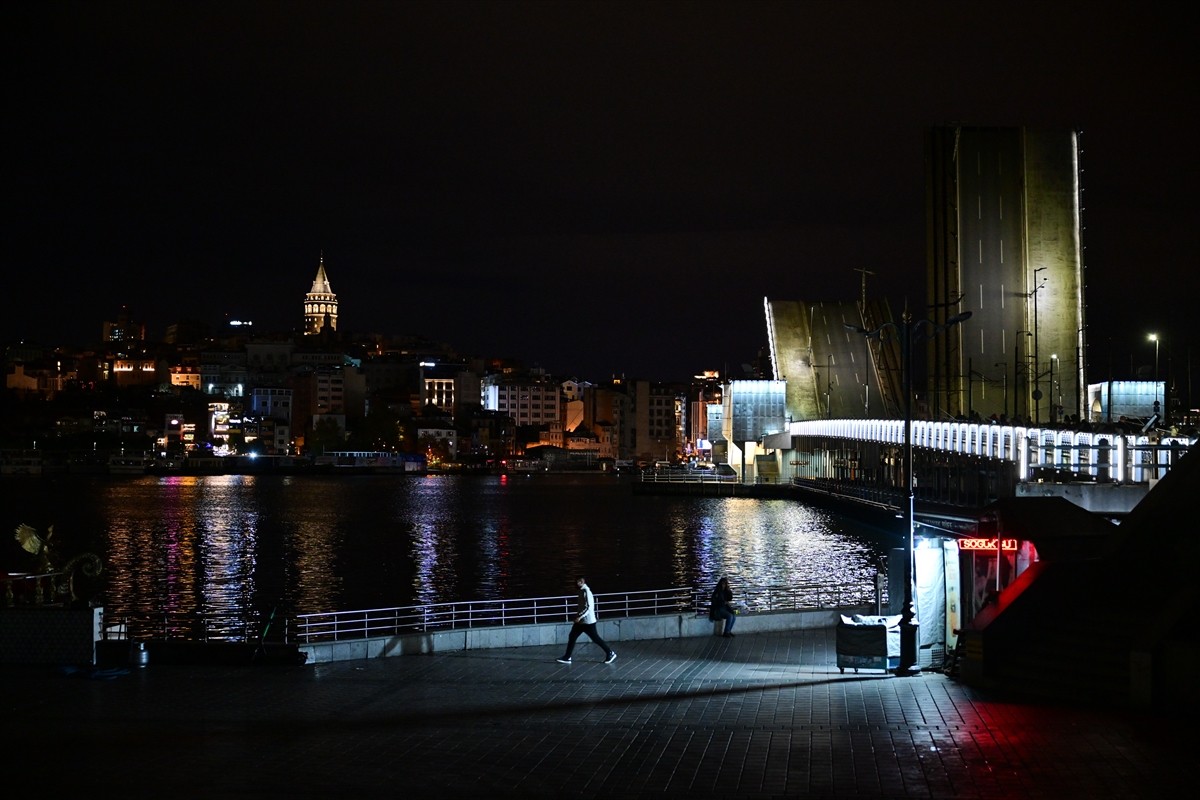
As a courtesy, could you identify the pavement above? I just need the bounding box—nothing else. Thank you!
[2,627,1190,799]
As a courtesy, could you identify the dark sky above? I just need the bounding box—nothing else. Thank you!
[7,1,1196,387]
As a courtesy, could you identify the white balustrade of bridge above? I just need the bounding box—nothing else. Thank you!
[786,419,1194,485]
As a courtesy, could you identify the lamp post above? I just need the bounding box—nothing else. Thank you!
[1148,333,1160,416]
[994,362,1008,419]
[1014,331,1032,422]
[846,307,972,676]
[1049,354,1058,424]
[1031,269,1047,424]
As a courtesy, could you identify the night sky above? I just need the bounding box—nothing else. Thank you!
[8,2,1196,390]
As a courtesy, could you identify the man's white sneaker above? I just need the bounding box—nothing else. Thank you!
[605,651,617,664]
[556,657,572,664]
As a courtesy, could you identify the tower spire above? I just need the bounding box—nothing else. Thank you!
[303,252,338,334]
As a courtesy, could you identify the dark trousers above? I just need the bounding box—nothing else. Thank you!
[712,607,736,633]
[563,621,611,658]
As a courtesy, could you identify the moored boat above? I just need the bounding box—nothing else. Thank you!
[107,453,154,475]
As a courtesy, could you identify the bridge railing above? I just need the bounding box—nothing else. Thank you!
[786,419,1194,484]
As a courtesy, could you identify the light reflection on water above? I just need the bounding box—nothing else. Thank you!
[1,474,892,624]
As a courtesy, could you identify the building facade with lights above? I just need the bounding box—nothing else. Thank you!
[480,369,563,429]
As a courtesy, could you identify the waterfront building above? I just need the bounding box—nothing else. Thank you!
[687,371,723,459]
[101,305,146,345]
[250,386,294,428]
[621,379,688,464]
[168,364,201,391]
[416,418,458,462]
[461,409,515,461]
[419,360,481,419]
[719,379,787,482]
[109,356,162,388]
[481,367,563,429]
[199,346,248,397]
[575,381,631,460]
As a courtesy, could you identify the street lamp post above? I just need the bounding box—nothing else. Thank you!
[1049,354,1058,424]
[1149,333,1160,417]
[846,307,972,677]
[994,362,1008,419]
[1014,331,1032,422]
[1031,269,1047,424]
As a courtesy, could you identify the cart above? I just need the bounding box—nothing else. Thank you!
[836,614,901,673]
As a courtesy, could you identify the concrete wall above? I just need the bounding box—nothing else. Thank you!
[300,607,866,665]
[0,606,102,665]
[1016,481,1148,514]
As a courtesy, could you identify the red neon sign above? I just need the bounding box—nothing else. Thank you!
[959,537,1018,552]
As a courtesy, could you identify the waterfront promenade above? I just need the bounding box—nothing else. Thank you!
[3,626,1188,798]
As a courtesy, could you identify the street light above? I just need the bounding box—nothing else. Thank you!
[1148,333,1160,415]
[846,306,972,676]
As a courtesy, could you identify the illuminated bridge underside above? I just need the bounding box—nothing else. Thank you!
[772,419,1194,525]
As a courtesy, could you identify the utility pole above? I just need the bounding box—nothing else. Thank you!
[846,307,973,676]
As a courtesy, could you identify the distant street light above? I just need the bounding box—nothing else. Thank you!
[846,306,972,676]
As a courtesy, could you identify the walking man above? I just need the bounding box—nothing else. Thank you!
[557,576,617,664]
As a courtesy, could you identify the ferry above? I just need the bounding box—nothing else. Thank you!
[1,454,45,476]
[107,453,154,475]
[0,451,66,477]
[313,450,426,474]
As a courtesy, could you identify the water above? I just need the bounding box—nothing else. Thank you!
[2,473,895,622]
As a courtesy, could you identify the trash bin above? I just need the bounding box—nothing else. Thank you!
[836,614,901,673]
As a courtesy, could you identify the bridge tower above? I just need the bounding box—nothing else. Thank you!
[925,126,1085,423]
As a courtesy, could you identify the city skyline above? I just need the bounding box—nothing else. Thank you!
[7,2,1196,388]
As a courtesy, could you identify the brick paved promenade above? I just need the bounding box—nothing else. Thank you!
[3,627,1189,798]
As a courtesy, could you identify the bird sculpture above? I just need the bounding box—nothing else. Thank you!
[12,524,102,604]
[15,523,58,573]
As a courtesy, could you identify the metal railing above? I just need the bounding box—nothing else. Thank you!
[638,469,739,484]
[719,581,880,614]
[294,580,878,645]
[99,608,286,644]
[2,571,63,607]
[293,586,695,644]
[93,579,880,646]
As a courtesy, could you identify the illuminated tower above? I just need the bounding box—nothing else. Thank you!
[926,126,1085,423]
[303,254,338,335]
